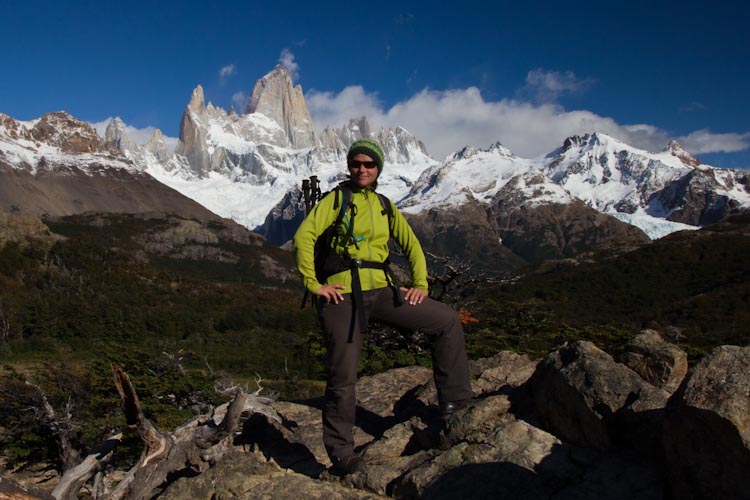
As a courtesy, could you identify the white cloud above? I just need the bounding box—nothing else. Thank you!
[306,86,383,129]
[676,129,750,154]
[305,86,749,160]
[522,68,595,103]
[219,64,237,80]
[279,48,300,82]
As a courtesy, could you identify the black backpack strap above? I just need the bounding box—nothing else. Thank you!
[376,192,393,218]
[343,256,404,341]
[339,187,359,250]
[301,186,347,310]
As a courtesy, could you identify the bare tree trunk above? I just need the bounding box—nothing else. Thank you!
[51,366,278,500]
[50,434,122,500]
[24,381,81,471]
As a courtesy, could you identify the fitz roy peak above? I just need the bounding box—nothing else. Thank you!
[244,65,317,149]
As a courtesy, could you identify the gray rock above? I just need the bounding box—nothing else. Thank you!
[358,367,433,415]
[532,341,669,451]
[394,410,565,500]
[550,450,663,500]
[345,418,435,495]
[620,329,688,393]
[664,345,750,500]
[160,448,385,500]
[471,350,539,395]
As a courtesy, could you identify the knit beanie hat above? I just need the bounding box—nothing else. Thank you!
[347,139,385,172]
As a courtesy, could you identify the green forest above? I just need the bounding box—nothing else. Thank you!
[1,212,749,471]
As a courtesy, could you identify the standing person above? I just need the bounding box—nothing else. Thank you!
[293,139,473,475]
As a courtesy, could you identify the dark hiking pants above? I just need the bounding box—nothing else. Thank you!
[318,287,473,461]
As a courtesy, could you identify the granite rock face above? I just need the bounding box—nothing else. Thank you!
[245,65,318,149]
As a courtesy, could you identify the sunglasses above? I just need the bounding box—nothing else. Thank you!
[348,160,378,169]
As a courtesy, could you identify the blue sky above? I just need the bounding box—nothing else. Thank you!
[1,0,748,167]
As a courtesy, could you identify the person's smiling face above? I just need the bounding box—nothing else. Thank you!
[348,153,379,188]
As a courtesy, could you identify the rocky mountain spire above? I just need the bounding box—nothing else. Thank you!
[175,85,211,176]
[187,85,206,113]
[244,65,317,148]
[144,128,174,163]
[319,116,374,150]
[105,117,138,154]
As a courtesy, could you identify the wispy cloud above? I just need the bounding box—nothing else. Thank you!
[219,64,237,80]
[522,68,595,103]
[395,13,414,24]
[232,91,247,112]
[279,48,300,82]
[306,85,749,160]
[680,101,707,112]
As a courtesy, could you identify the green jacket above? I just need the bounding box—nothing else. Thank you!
[293,185,429,295]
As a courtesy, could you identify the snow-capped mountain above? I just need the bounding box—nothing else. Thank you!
[0,111,220,219]
[399,142,556,211]
[104,60,749,246]
[1,111,134,174]
[395,132,749,240]
[541,133,750,232]
[396,142,650,266]
[108,66,436,232]
[7,63,746,261]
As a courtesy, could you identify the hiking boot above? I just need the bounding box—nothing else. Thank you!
[437,399,471,450]
[440,399,470,418]
[330,454,365,476]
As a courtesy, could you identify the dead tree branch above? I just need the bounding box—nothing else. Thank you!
[50,433,122,500]
[24,380,81,471]
[49,365,279,500]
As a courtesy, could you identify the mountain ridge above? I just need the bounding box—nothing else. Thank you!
[0,111,222,220]
[86,66,749,242]
[3,66,749,258]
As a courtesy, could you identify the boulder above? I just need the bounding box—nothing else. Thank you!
[393,407,569,500]
[620,330,688,393]
[471,350,539,395]
[531,341,669,451]
[343,418,436,496]
[356,366,433,420]
[664,345,750,500]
